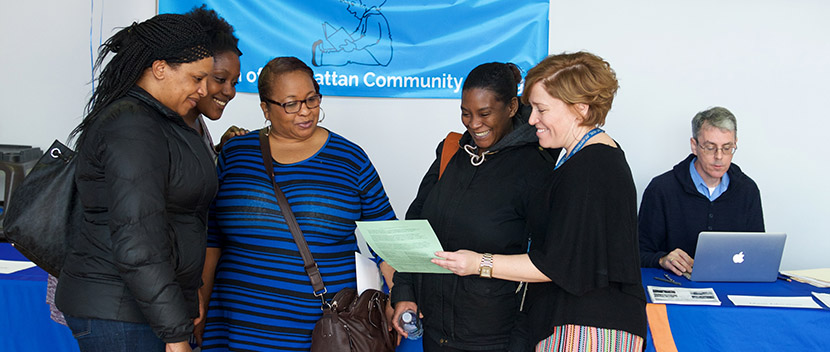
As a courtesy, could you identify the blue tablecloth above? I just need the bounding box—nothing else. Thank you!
[0,243,422,351]
[7,243,830,352]
[0,243,78,352]
[641,267,830,351]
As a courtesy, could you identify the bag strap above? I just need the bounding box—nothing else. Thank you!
[439,132,462,179]
[258,130,327,299]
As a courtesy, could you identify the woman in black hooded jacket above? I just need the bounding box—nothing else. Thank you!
[391,62,557,351]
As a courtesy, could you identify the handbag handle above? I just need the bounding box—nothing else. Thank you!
[258,130,327,300]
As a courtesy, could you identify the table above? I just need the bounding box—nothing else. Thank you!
[0,243,423,351]
[0,243,78,352]
[641,267,830,352]
[6,245,827,352]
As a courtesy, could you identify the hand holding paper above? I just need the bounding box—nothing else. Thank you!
[431,250,481,276]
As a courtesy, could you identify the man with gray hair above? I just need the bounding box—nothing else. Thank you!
[638,107,765,276]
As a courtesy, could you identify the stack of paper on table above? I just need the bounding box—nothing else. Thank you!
[780,268,830,288]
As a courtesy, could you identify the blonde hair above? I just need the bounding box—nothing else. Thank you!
[522,51,618,126]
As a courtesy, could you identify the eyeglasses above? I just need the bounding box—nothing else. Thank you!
[696,142,737,156]
[263,94,322,114]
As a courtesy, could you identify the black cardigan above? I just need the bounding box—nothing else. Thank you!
[56,87,217,343]
[525,144,647,344]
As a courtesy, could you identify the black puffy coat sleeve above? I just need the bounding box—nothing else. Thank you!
[99,109,192,342]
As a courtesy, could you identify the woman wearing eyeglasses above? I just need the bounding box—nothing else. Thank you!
[199,56,397,351]
[639,106,765,276]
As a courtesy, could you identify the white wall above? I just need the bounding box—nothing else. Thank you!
[1,0,827,270]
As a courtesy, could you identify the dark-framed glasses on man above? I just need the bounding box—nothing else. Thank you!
[697,142,737,155]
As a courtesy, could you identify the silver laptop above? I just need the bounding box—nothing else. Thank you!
[688,232,787,282]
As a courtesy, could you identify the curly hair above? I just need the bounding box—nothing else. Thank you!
[185,5,242,56]
[522,51,618,127]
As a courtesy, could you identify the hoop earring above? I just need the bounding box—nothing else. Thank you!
[318,107,326,123]
[264,120,272,136]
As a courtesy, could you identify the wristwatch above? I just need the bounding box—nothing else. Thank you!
[479,253,493,278]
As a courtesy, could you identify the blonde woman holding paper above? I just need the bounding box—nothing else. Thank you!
[430,52,648,352]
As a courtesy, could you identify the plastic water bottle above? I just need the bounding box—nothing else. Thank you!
[399,309,423,340]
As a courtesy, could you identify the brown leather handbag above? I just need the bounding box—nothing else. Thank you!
[258,130,397,352]
[311,287,396,352]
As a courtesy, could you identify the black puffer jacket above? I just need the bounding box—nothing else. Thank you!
[393,106,558,351]
[56,87,217,343]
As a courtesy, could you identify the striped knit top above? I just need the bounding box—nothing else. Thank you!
[202,129,396,351]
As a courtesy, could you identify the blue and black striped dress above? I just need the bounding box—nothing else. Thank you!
[201,130,396,351]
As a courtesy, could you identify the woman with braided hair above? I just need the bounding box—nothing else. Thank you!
[55,13,216,352]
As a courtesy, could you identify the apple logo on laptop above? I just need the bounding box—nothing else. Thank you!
[732,251,745,264]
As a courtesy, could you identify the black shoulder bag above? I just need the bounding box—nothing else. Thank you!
[2,140,81,277]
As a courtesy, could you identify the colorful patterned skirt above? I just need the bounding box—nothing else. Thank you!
[535,324,644,352]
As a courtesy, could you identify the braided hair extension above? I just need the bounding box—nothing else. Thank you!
[185,5,242,57]
[70,14,212,144]
[462,62,523,105]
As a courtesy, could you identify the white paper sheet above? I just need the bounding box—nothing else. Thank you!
[647,286,722,306]
[727,295,822,309]
[355,251,383,295]
[811,292,830,309]
[0,259,37,274]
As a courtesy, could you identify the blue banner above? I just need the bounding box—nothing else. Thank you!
[159,0,549,99]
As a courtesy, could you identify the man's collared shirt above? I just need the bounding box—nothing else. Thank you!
[690,157,730,201]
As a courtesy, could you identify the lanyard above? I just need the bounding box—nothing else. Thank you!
[554,127,604,170]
